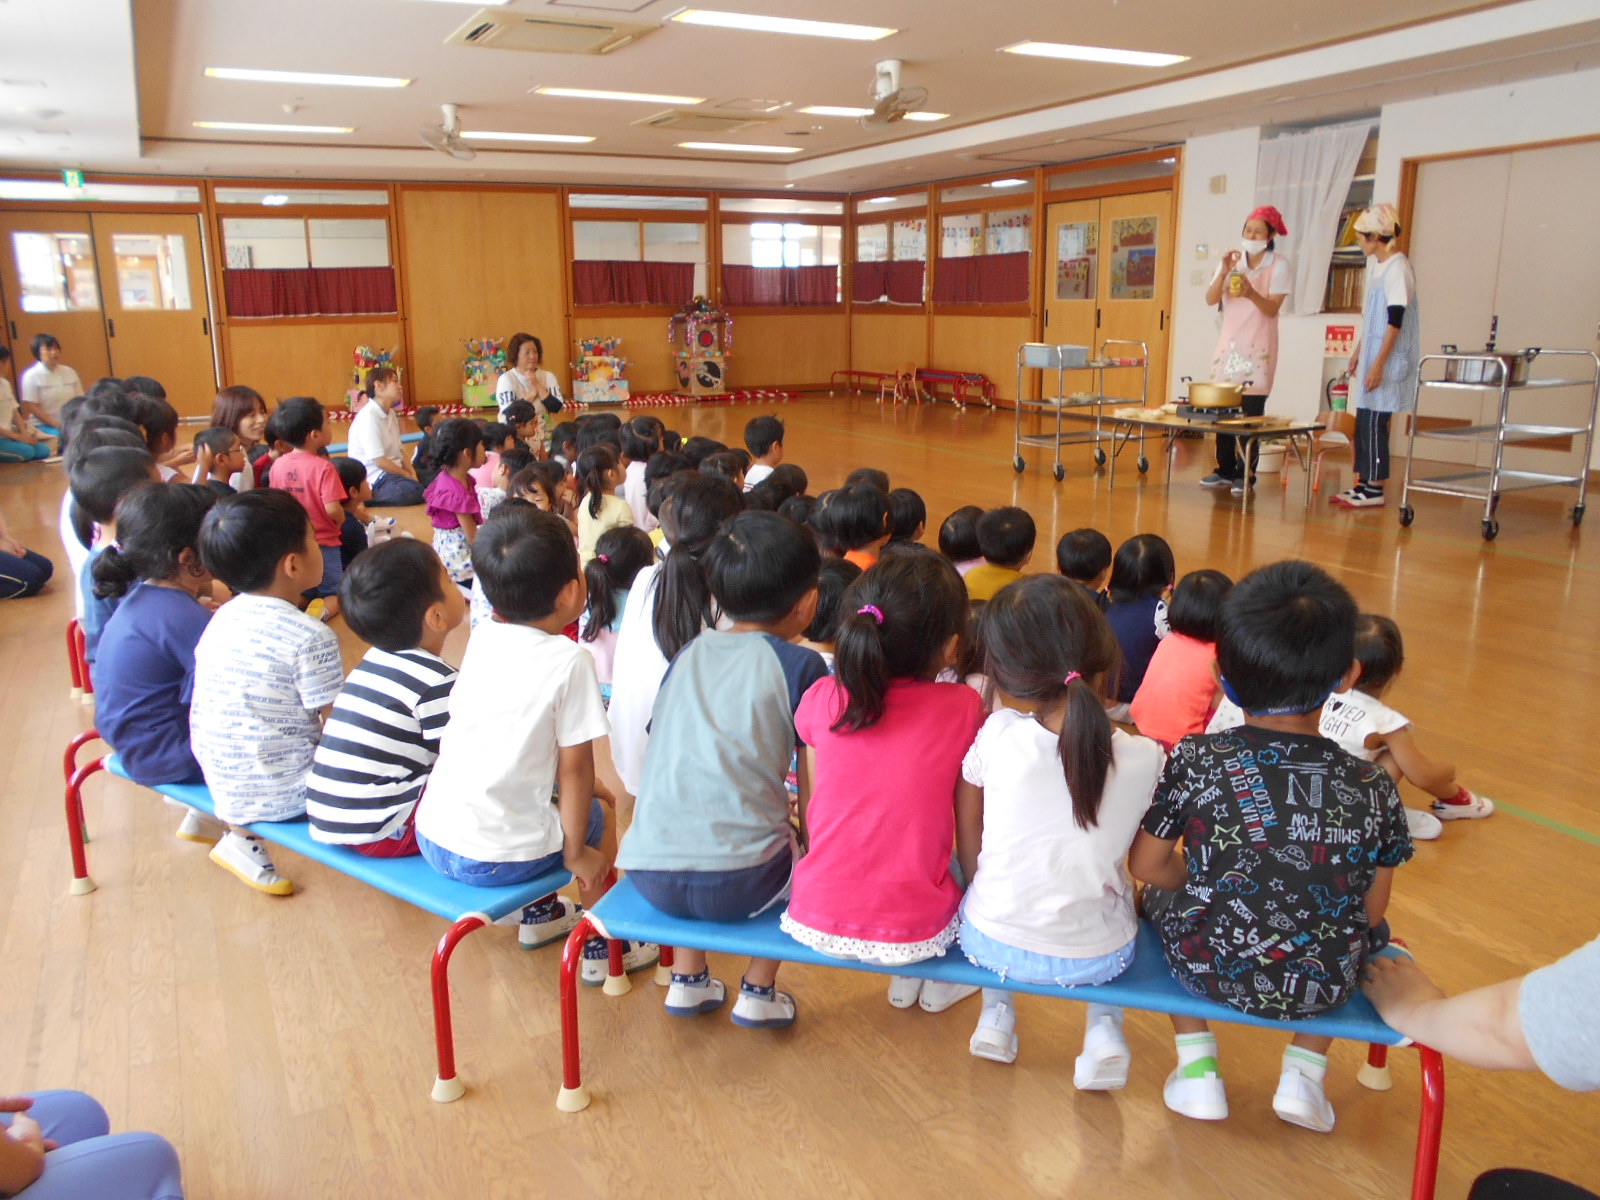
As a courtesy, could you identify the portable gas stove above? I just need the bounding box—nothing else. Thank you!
[1174,403,1244,421]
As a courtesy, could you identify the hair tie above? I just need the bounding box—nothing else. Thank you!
[857,604,884,625]
[1063,671,1081,686]
[110,539,124,554]
[597,553,609,564]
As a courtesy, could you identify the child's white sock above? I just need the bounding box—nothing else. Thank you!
[1283,1045,1329,1084]
[1086,1002,1123,1029]
[1176,1032,1221,1079]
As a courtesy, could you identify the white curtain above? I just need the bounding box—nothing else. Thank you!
[1256,121,1370,316]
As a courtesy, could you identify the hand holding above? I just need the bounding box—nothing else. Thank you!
[1361,955,1444,1027]
[564,845,608,892]
[1221,249,1242,271]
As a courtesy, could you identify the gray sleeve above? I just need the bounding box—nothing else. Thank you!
[1518,934,1600,1091]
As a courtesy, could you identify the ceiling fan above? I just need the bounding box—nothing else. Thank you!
[419,103,476,161]
[861,59,928,129]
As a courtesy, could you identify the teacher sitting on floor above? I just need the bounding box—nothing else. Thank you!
[495,333,564,451]
[1199,205,1292,497]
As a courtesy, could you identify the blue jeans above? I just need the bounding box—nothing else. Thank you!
[301,545,343,600]
[0,547,53,598]
[0,437,51,462]
[368,472,425,506]
[1,1091,183,1199]
[629,845,795,922]
[418,797,605,886]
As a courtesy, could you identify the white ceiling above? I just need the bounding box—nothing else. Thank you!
[2,0,1598,191]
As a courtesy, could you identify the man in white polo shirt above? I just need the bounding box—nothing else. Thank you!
[346,366,423,506]
[18,333,82,435]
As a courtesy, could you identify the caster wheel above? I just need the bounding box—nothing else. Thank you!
[1053,463,1066,481]
[1137,455,1150,474]
[1482,519,1499,542]
[1012,456,1025,473]
[1573,504,1586,527]
[1093,448,1108,466]
[1398,505,1414,527]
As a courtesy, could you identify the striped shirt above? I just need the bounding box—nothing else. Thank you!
[305,648,457,844]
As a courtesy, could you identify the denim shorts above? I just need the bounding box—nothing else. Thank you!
[959,900,1135,987]
[629,844,794,922]
[418,797,604,887]
[301,544,344,600]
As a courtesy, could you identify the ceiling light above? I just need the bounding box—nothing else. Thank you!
[192,121,354,133]
[669,9,896,41]
[902,111,949,122]
[987,178,1028,187]
[262,194,290,206]
[1001,41,1188,67]
[865,196,897,203]
[799,105,872,118]
[205,67,411,88]
[406,0,511,4]
[676,141,801,154]
[463,130,596,143]
[534,85,706,105]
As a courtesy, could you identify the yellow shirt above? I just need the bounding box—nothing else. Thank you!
[964,563,1022,604]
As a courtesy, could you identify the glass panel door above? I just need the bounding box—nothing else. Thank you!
[0,213,111,394]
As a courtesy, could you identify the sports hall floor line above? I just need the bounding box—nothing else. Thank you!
[1488,800,1600,848]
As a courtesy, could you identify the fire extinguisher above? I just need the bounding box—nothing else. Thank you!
[1326,372,1349,412]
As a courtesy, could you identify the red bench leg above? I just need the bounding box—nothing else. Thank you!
[557,915,597,1112]
[656,942,674,987]
[74,624,94,705]
[1359,1042,1393,1090]
[1410,1045,1445,1200]
[65,757,104,895]
[429,915,487,1102]
[66,621,83,699]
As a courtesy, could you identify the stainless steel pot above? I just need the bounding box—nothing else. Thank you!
[1441,346,1540,386]
[1180,377,1249,408]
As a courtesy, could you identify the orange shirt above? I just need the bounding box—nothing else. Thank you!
[1129,632,1219,750]
[843,548,878,571]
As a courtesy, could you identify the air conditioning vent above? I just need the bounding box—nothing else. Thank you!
[444,10,657,55]
[634,109,778,133]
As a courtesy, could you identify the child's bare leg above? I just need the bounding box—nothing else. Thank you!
[1375,749,1402,784]
[1290,1033,1333,1055]
[1172,1015,1210,1035]
[743,957,781,988]
[672,948,708,975]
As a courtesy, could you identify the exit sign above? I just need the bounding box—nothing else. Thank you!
[62,169,83,191]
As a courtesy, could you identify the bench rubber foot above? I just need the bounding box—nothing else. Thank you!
[430,1076,465,1103]
[1357,1063,1393,1091]
[69,687,82,700]
[69,876,96,896]
[556,1085,591,1113]
[602,973,632,997]
[654,964,672,987]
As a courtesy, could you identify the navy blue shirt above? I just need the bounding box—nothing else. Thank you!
[1106,593,1167,703]
[94,583,212,785]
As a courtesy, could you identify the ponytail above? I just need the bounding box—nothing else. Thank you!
[575,445,617,520]
[650,473,742,661]
[1058,673,1113,831]
[91,543,140,600]
[581,525,654,642]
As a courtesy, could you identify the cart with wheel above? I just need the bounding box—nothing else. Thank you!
[1011,340,1148,481]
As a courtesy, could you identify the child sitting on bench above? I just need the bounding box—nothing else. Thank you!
[1129,560,1413,1133]
[617,511,828,1029]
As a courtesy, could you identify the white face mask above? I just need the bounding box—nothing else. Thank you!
[1241,238,1269,255]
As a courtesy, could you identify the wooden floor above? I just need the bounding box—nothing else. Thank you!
[3,395,1597,1199]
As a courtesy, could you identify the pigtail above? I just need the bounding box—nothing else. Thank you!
[652,545,713,661]
[581,555,619,642]
[90,543,139,600]
[831,604,893,731]
[1059,674,1114,830]
[574,446,616,520]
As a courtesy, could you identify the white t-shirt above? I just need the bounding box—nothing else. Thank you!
[59,491,91,620]
[20,362,82,425]
[1367,252,1416,309]
[961,709,1165,959]
[620,459,656,532]
[189,594,345,823]
[1208,689,1409,763]
[0,378,20,435]
[417,621,610,863]
[494,368,563,417]
[743,462,774,492]
[606,563,670,795]
[345,400,403,486]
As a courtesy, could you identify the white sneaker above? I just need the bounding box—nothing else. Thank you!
[175,809,225,845]
[208,831,293,896]
[730,983,797,1029]
[1404,807,1443,841]
[579,937,660,986]
[664,974,727,1017]
[1433,790,1496,821]
[886,976,923,1008]
[1273,1066,1336,1132]
[969,1000,1018,1064]
[1074,1017,1132,1091]
[508,894,582,949]
[1163,1068,1229,1121]
[918,980,979,1013]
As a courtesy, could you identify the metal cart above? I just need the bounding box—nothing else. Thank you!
[1011,340,1148,481]
[1398,349,1599,541]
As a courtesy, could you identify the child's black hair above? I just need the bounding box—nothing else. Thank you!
[743,480,784,511]
[68,446,155,542]
[548,421,578,456]
[413,405,440,432]
[698,450,745,484]
[1217,560,1357,716]
[92,483,216,600]
[576,422,622,455]
[804,556,863,644]
[1055,528,1113,583]
[581,525,655,642]
[743,415,784,459]
[810,484,889,555]
[272,396,326,448]
[832,552,967,732]
[497,445,535,481]
[500,400,538,433]
[334,456,368,498]
[767,462,807,499]
[64,423,147,547]
[978,575,1119,828]
[844,466,889,493]
[193,426,237,459]
[262,405,291,450]
[1167,569,1234,643]
[477,420,513,453]
[584,411,623,432]
[29,332,59,359]
[680,435,726,468]
[977,506,1036,568]
[621,416,660,464]
[652,473,744,660]
[511,462,562,509]
[341,539,450,652]
[124,375,166,401]
[778,494,815,527]
[472,504,579,624]
[1108,533,1175,604]
[644,451,692,518]
[704,510,820,625]
[430,417,483,471]
[131,393,180,456]
[575,444,619,519]
[199,489,313,594]
[887,488,927,542]
[1352,612,1405,696]
[937,505,984,562]
[55,396,84,455]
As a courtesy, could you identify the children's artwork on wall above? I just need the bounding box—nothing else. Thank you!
[1109,215,1159,300]
[891,218,926,261]
[572,337,630,405]
[1055,221,1098,301]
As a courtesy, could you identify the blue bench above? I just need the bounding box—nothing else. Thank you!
[558,878,1446,1200]
[63,746,629,1102]
[325,430,425,456]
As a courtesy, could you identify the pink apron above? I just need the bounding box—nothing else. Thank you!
[1210,251,1288,395]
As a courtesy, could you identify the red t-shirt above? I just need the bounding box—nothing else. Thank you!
[269,450,346,547]
[1128,632,1219,750]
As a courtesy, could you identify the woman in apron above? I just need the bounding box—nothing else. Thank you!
[1335,203,1421,509]
[1200,206,1292,496]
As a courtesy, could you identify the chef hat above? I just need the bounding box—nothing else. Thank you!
[1352,203,1401,238]
[1246,205,1288,237]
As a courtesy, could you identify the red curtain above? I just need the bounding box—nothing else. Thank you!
[723,265,839,307]
[573,260,694,306]
[223,268,397,318]
[931,251,1030,304]
[853,260,925,305]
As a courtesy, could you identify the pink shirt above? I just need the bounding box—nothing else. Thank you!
[1128,632,1219,750]
[424,471,480,531]
[268,450,346,547]
[788,677,985,943]
[470,452,500,491]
